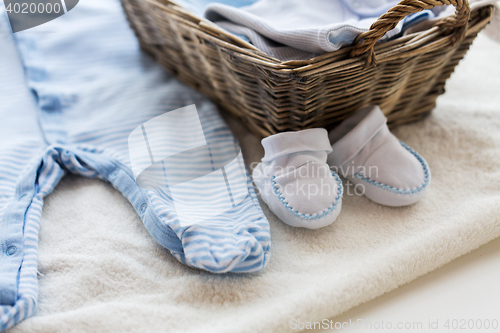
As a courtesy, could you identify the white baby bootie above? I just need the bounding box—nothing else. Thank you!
[252,129,343,229]
[328,105,430,206]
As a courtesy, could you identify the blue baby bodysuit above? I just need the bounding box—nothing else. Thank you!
[0,0,270,330]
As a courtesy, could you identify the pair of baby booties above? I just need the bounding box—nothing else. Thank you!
[252,105,431,229]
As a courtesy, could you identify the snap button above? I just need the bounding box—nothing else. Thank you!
[140,204,147,214]
[6,246,17,256]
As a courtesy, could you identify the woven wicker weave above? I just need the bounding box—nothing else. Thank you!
[121,0,494,137]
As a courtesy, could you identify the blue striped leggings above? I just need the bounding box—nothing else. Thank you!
[0,1,270,330]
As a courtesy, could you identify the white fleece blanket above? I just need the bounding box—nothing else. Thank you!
[7,33,500,333]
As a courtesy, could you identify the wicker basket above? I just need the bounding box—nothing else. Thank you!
[121,0,494,137]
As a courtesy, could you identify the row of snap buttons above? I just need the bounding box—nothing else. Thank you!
[9,194,28,257]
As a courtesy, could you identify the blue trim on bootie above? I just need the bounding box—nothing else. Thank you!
[354,141,430,196]
[270,171,343,220]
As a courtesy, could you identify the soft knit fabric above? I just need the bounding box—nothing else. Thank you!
[0,1,271,330]
[173,0,257,18]
[404,0,499,36]
[328,106,430,207]
[205,0,437,60]
[252,129,343,229]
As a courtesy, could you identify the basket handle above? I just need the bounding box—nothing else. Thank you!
[350,0,471,66]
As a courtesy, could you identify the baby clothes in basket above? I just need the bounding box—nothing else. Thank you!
[173,0,257,17]
[204,0,444,60]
